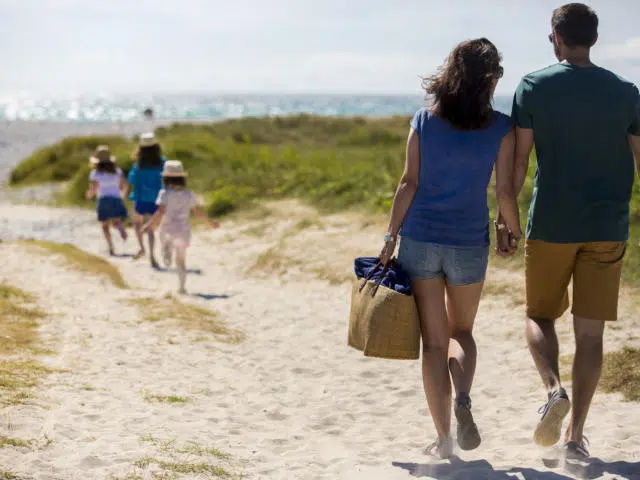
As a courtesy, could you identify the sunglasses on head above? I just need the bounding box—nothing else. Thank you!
[496,66,504,79]
[548,33,554,43]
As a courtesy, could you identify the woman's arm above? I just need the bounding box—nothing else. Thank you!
[86,180,98,200]
[495,129,522,255]
[142,205,166,232]
[379,128,420,264]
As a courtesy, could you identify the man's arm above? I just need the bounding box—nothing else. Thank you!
[630,134,640,178]
[514,127,534,196]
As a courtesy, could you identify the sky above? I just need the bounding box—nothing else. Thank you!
[1,0,639,97]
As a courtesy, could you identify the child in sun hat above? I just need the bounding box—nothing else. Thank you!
[142,160,220,294]
[86,145,128,256]
[125,132,166,267]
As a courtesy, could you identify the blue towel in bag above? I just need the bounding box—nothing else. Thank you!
[354,257,413,296]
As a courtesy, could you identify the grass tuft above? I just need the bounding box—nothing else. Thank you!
[0,437,34,449]
[0,284,45,355]
[136,435,235,478]
[144,394,189,404]
[19,240,127,288]
[561,346,640,401]
[125,296,244,343]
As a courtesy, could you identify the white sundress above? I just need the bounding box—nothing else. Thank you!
[156,188,198,248]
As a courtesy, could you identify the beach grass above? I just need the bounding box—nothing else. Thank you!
[0,283,52,406]
[560,346,640,401]
[19,240,128,289]
[125,295,244,343]
[135,435,234,479]
[0,283,45,355]
[8,115,640,284]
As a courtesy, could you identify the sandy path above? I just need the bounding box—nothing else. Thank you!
[1,200,639,480]
[1,122,639,479]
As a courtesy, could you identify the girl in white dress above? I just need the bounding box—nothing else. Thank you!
[142,160,219,293]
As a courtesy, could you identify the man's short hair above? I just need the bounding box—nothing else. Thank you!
[552,3,598,48]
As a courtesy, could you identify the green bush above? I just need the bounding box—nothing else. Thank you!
[9,115,640,285]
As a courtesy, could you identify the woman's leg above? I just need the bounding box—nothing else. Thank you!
[133,213,145,258]
[175,246,187,293]
[413,277,452,443]
[446,281,484,400]
[446,280,484,450]
[101,221,114,255]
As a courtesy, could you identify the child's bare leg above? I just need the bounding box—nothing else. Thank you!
[133,214,145,259]
[114,218,127,241]
[175,246,187,293]
[148,230,159,268]
[102,221,115,255]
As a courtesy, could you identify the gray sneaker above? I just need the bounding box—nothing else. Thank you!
[534,388,570,447]
[562,440,589,460]
[455,396,481,451]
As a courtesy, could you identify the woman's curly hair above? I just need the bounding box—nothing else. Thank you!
[423,38,503,130]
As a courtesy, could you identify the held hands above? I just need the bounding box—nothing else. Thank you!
[494,216,521,257]
[209,220,220,229]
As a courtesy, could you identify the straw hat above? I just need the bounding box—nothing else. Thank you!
[139,132,158,147]
[161,160,187,177]
[89,145,116,166]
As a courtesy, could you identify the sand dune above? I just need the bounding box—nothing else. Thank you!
[1,124,639,479]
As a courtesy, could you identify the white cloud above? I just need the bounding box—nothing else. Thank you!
[596,37,640,65]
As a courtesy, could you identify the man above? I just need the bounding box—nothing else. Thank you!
[511,3,640,459]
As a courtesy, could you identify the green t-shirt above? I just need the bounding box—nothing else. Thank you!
[512,63,640,243]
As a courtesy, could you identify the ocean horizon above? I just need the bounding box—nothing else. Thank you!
[0,93,513,123]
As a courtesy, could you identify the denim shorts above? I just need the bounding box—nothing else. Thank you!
[97,197,128,222]
[134,201,158,216]
[398,237,489,286]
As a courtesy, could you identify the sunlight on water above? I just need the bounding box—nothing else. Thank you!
[0,93,513,123]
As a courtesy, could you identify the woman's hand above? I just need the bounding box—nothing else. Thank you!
[141,223,153,234]
[210,220,220,229]
[85,190,93,200]
[379,235,397,265]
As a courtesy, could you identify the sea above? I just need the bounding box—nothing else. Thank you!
[0,93,513,123]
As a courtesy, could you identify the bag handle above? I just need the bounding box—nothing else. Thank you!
[359,258,394,297]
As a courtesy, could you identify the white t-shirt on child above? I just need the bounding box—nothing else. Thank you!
[89,168,123,198]
[156,188,199,244]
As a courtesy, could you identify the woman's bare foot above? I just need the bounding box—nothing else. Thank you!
[133,249,145,260]
[150,257,160,269]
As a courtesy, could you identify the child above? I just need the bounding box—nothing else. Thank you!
[142,160,219,293]
[86,146,128,255]
[125,132,165,267]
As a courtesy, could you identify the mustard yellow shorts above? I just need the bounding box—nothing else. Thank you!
[525,240,627,321]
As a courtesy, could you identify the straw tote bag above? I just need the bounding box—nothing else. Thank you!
[348,257,421,360]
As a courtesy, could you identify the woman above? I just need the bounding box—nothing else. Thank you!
[379,38,521,458]
[126,132,166,268]
[86,146,129,256]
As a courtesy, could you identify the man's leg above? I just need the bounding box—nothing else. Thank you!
[566,317,604,445]
[524,240,576,446]
[526,317,561,394]
[566,241,626,452]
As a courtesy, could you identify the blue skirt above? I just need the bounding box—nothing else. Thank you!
[97,197,128,222]
[134,201,158,216]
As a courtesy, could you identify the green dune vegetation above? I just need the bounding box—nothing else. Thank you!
[8,114,640,284]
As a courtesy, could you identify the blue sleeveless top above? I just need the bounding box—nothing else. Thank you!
[401,108,512,247]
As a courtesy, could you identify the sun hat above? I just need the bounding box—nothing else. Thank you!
[139,132,158,147]
[161,160,188,177]
[89,145,116,166]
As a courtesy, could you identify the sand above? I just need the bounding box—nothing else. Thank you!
[1,123,639,479]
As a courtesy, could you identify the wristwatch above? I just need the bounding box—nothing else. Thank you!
[384,233,397,243]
